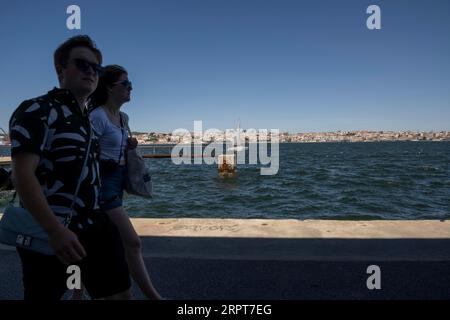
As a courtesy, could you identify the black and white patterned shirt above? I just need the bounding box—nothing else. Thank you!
[9,88,101,221]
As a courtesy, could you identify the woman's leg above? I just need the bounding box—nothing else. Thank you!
[106,206,162,300]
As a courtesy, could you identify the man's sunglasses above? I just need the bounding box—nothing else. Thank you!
[72,58,103,75]
[114,80,133,90]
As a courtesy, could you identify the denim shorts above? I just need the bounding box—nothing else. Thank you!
[99,164,127,210]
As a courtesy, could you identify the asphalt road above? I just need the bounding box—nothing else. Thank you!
[1,247,449,300]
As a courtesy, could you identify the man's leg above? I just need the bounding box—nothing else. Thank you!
[17,248,68,300]
[76,213,132,300]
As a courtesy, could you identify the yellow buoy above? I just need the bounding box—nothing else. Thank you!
[218,154,237,177]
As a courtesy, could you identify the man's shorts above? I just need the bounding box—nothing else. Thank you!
[17,211,131,300]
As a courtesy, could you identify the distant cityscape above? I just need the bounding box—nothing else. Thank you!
[1,130,449,146]
[129,130,450,144]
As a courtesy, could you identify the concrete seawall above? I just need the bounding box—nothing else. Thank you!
[1,217,449,299]
[129,218,450,261]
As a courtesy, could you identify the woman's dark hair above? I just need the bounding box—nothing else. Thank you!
[89,65,128,108]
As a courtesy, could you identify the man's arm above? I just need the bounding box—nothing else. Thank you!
[11,153,86,264]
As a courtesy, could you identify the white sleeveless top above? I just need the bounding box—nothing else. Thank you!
[90,107,129,162]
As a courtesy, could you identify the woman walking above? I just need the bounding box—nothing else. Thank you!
[88,65,161,300]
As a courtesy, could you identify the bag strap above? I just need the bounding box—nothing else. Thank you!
[120,113,133,166]
[65,121,93,226]
[117,113,125,164]
[10,120,93,227]
[121,112,132,139]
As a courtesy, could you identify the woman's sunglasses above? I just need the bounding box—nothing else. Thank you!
[114,80,133,91]
[72,58,103,76]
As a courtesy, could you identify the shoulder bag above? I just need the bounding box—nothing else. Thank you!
[0,123,93,255]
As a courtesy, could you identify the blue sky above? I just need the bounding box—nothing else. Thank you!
[1,0,449,133]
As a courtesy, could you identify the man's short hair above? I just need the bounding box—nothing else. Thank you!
[53,35,102,71]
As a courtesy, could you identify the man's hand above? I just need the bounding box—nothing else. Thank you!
[127,137,138,149]
[48,225,86,265]
[12,153,86,264]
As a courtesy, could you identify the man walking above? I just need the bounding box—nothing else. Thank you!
[9,35,131,300]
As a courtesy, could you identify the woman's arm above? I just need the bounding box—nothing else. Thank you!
[121,112,138,149]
